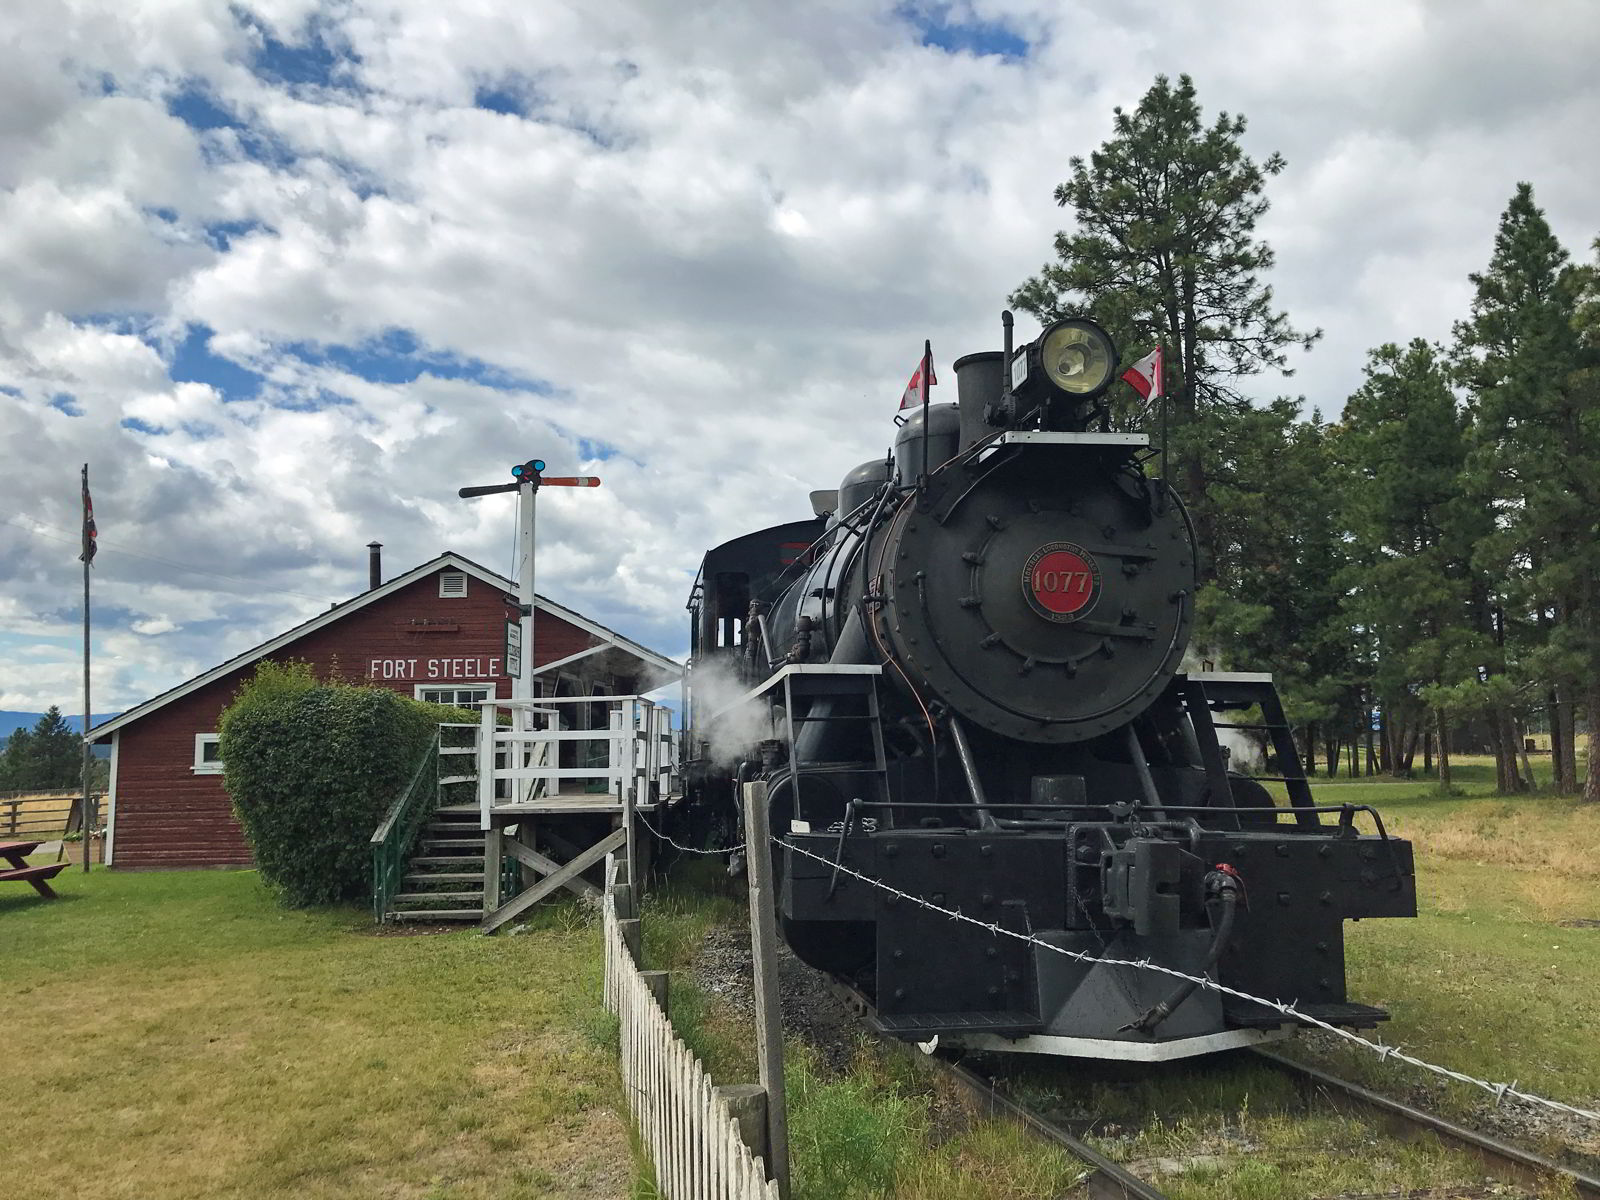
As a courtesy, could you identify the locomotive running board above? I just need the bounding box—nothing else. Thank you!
[938,1024,1295,1062]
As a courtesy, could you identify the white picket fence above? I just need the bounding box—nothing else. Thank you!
[603,890,780,1200]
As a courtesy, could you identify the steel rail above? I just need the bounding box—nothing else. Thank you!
[1253,1047,1600,1199]
[820,976,1171,1200]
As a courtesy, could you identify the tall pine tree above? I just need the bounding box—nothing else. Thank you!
[1569,237,1600,803]
[1336,340,1485,784]
[1010,73,1319,587]
[1453,184,1584,795]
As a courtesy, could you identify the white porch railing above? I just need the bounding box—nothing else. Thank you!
[474,695,678,829]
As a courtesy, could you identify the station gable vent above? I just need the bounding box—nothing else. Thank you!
[439,570,468,598]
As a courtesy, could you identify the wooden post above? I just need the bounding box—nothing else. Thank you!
[609,881,636,921]
[624,702,638,897]
[617,917,641,963]
[81,463,92,873]
[742,780,790,1198]
[715,1083,770,1168]
[483,826,504,914]
[640,969,669,1014]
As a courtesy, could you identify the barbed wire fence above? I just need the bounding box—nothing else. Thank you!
[630,803,1599,1123]
[776,839,1600,1125]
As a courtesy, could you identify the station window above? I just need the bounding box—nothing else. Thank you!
[193,733,224,774]
[415,684,496,707]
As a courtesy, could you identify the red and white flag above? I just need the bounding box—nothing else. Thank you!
[1121,347,1164,401]
[898,346,936,410]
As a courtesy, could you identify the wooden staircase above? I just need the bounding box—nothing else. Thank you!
[389,808,486,921]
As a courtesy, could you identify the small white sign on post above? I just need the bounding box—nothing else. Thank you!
[505,620,523,679]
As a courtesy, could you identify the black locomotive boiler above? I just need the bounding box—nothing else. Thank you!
[682,315,1417,1060]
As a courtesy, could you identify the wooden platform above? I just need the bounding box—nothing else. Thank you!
[438,790,679,818]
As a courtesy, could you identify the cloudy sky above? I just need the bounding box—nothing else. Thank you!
[1,0,1597,714]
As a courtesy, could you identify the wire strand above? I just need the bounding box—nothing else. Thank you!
[778,837,1600,1124]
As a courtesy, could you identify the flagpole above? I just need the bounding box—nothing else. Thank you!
[80,463,92,874]
[918,339,932,498]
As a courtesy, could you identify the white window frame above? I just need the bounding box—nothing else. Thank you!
[413,682,500,707]
[438,570,468,598]
[193,733,224,775]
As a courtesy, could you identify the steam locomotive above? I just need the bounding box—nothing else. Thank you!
[682,314,1416,1060]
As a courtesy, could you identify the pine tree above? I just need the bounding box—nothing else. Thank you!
[0,728,30,790]
[1452,184,1586,795]
[1336,340,1485,783]
[25,707,81,790]
[1010,73,1320,584]
[1570,237,1600,802]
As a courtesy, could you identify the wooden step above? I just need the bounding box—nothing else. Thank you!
[404,872,483,884]
[393,891,483,903]
[392,908,483,921]
[421,838,485,850]
[410,855,484,867]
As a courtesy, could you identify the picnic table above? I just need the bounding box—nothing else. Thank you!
[0,841,68,900]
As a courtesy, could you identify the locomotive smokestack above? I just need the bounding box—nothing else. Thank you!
[367,541,382,590]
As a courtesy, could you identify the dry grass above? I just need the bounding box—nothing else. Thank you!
[0,869,635,1199]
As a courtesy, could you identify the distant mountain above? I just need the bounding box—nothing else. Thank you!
[0,711,122,742]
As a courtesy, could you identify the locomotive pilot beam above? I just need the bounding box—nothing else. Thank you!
[681,313,1418,1061]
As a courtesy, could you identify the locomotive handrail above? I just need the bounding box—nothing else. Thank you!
[701,662,883,726]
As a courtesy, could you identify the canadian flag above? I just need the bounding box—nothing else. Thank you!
[1121,346,1164,401]
[899,346,937,410]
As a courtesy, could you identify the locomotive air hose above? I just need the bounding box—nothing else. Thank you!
[1122,869,1240,1035]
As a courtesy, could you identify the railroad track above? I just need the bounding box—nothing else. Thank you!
[824,977,1600,1200]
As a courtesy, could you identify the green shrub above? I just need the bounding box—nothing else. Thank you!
[218,661,473,907]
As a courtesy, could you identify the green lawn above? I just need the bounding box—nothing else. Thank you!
[1286,761,1600,1149]
[0,870,633,1199]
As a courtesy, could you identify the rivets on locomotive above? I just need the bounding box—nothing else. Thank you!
[1319,891,1334,906]
[1018,657,1036,676]
[980,633,1001,649]
[931,843,946,858]
[961,551,985,565]
[985,514,1007,530]
[959,595,981,608]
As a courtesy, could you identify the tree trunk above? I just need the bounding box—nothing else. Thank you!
[1557,685,1579,793]
[1548,690,1566,792]
[1437,708,1452,790]
[1516,720,1536,790]
[1400,721,1420,775]
[1587,683,1600,804]
[1325,731,1340,778]
[1423,728,1433,776]
[1501,708,1528,792]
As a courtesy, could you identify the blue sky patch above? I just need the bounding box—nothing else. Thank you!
[901,5,1029,59]
[243,12,352,91]
[170,325,263,401]
[287,329,548,393]
[49,393,82,416]
[168,84,237,131]
[474,83,526,116]
[204,219,269,251]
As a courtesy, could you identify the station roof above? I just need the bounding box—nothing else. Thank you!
[88,551,681,741]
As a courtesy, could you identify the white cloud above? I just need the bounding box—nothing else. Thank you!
[0,0,1596,711]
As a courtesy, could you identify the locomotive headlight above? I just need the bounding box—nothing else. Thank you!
[1038,320,1117,397]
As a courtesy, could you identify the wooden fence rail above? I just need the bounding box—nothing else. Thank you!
[603,879,780,1200]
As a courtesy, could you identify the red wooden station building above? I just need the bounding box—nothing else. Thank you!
[87,549,680,870]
